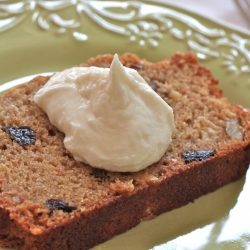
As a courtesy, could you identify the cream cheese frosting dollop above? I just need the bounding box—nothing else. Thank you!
[34,55,175,172]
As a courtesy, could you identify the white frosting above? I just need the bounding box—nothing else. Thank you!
[34,55,174,172]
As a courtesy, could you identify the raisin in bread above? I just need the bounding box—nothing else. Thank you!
[0,53,249,250]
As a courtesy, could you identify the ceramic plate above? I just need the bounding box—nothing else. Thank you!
[0,1,249,249]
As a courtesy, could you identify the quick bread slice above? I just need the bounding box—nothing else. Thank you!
[0,53,249,250]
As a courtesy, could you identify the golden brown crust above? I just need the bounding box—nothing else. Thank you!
[0,53,249,249]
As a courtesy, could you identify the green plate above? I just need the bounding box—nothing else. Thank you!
[0,1,249,249]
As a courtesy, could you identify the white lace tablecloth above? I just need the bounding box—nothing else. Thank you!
[164,0,250,34]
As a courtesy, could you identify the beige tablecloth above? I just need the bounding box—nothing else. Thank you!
[164,0,250,34]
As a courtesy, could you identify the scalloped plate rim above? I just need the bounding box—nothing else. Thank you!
[0,1,249,250]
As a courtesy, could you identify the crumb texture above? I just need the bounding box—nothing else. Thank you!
[0,53,249,249]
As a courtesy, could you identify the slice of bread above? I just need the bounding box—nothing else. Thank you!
[0,53,249,250]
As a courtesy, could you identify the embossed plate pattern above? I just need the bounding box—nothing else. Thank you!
[0,1,249,250]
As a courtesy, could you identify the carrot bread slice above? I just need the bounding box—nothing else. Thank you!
[0,53,249,250]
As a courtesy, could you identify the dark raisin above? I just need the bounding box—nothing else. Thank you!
[48,129,56,136]
[149,80,158,91]
[0,145,7,150]
[46,199,76,213]
[3,126,36,146]
[90,168,110,181]
[182,150,216,164]
[130,63,144,70]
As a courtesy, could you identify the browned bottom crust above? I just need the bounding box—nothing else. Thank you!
[0,235,23,249]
